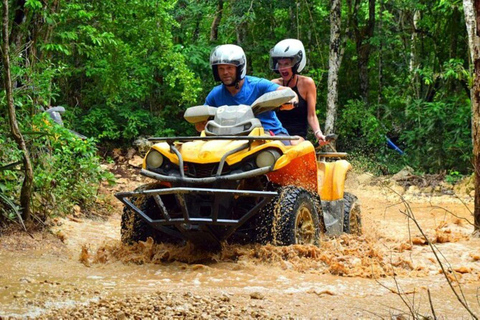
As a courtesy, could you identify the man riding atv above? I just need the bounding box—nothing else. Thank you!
[115,45,362,250]
[199,44,299,145]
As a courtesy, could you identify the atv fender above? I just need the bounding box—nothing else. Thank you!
[318,160,351,201]
[317,160,352,235]
[267,141,318,192]
[146,142,179,165]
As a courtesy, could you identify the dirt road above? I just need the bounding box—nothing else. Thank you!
[0,169,479,319]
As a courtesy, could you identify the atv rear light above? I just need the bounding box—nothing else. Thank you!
[255,149,281,168]
[146,150,164,169]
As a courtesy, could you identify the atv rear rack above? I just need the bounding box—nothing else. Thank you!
[316,152,348,158]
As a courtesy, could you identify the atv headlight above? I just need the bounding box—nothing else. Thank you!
[255,149,281,168]
[146,150,164,169]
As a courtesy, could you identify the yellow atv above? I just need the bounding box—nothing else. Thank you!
[115,90,361,249]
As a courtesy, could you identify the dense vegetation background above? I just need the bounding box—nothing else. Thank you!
[0,0,474,222]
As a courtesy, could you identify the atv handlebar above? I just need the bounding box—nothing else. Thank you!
[324,134,337,142]
[316,133,348,158]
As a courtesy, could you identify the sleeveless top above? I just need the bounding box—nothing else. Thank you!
[275,79,309,138]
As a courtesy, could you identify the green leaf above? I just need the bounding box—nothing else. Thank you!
[25,0,42,10]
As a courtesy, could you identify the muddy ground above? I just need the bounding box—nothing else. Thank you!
[0,160,479,319]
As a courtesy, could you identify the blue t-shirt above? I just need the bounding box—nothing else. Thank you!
[205,76,288,135]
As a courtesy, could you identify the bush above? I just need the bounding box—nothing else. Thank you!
[399,98,472,173]
[0,133,23,224]
[0,113,114,223]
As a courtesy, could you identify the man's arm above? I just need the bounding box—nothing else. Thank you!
[271,78,282,85]
[268,78,298,109]
[195,92,216,132]
[195,121,206,132]
[276,85,298,110]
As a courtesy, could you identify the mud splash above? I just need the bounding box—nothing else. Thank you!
[82,220,479,282]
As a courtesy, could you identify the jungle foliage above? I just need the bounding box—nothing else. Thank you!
[0,0,474,222]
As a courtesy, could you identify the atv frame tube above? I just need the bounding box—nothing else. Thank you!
[140,167,273,184]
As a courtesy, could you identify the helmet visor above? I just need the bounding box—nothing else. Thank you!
[269,50,303,71]
[269,56,302,71]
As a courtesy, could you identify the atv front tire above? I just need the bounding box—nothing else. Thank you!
[121,183,180,245]
[269,186,323,246]
[343,192,362,235]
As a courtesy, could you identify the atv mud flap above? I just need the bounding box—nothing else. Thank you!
[116,187,277,245]
[321,199,344,236]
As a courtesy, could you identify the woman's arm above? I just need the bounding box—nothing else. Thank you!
[304,77,327,144]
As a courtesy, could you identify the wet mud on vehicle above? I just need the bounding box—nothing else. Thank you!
[115,89,362,249]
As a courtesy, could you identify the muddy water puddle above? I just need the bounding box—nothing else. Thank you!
[1,182,480,318]
[1,245,479,319]
[2,237,480,319]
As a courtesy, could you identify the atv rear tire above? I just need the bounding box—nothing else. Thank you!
[121,183,180,245]
[343,192,362,235]
[267,186,323,246]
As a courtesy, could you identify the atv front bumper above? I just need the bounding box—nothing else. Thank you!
[115,187,277,243]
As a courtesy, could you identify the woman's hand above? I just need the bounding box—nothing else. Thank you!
[315,130,329,146]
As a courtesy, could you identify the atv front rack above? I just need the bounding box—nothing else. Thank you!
[115,187,278,243]
[148,136,299,142]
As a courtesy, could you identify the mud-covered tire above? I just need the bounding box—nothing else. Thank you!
[343,192,362,235]
[259,186,322,246]
[121,183,180,245]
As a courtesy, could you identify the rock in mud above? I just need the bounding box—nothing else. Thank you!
[34,291,287,319]
[250,292,264,300]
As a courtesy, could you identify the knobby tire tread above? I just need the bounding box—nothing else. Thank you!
[343,192,362,235]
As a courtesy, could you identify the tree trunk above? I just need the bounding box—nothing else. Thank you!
[465,0,476,64]
[352,0,376,103]
[377,0,383,112]
[325,0,343,135]
[473,0,480,233]
[236,22,246,45]
[409,10,421,99]
[209,0,223,42]
[2,0,34,221]
[449,7,460,60]
[463,0,480,233]
[10,0,26,49]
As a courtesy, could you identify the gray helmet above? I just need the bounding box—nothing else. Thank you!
[210,44,247,82]
[269,39,306,74]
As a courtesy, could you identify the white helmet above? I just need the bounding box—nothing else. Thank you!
[269,39,306,74]
[210,44,247,82]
